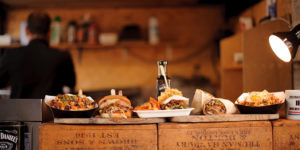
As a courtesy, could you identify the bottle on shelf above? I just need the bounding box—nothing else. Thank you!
[267,0,276,19]
[20,21,29,45]
[77,14,91,43]
[67,20,77,43]
[156,60,171,98]
[50,16,62,44]
[148,15,159,45]
[88,23,98,44]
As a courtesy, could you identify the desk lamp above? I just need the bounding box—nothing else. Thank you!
[269,24,300,62]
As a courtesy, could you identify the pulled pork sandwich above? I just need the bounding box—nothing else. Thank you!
[203,98,236,115]
[98,89,132,118]
[158,88,189,110]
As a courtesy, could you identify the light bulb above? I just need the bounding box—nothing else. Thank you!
[269,35,291,62]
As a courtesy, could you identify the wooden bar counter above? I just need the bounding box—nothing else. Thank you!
[159,121,272,150]
[39,119,300,150]
[39,123,157,150]
[272,119,300,150]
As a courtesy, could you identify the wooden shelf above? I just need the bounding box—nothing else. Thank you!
[222,64,243,71]
[55,41,170,49]
[0,43,20,49]
[1,0,198,8]
[0,41,175,50]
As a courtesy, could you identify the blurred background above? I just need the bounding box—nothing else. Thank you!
[0,0,293,106]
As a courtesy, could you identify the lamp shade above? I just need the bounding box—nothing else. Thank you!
[269,24,300,62]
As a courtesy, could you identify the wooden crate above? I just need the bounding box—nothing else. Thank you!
[159,121,272,150]
[273,119,300,150]
[39,123,157,150]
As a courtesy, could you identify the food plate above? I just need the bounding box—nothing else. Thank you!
[235,92,285,114]
[133,108,194,118]
[235,103,284,114]
[44,95,98,118]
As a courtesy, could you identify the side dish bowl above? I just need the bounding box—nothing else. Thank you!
[235,91,285,114]
[44,95,98,118]
[235,103,284,114]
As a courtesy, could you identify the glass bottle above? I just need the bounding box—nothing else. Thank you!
[156,60,171,98]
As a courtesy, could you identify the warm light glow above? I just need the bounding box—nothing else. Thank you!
[269,35,291,62]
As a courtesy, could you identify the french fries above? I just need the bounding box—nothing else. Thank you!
[134,97,161,110]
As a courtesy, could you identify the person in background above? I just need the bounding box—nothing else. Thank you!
[0,11,76,98]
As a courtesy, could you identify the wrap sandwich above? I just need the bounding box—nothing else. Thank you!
[203,98,236,115]
[191,89,214,115]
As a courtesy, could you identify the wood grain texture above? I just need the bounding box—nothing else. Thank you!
[220,33,243,69]
[39,123,157,150]
[243,19,292,92]
[159,121,272,150]
[251,0,267,26]
[220,33,243,101]
[272,119,300,150]
[221,67,243,101]
[234,0,293,34]
[170,114,279,123]
[5,7,223,93]
[2,0,198,8]
[54,117,165,124]
[277,0,292,22]
[232,0,267,33]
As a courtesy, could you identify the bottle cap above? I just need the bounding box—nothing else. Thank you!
[158,60,168,66]
[68,20,77,26]
[54,16,61,22]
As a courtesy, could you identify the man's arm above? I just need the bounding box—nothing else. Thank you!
[0,51,9,88]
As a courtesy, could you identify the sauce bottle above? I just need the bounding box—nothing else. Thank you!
[50,16,62,44]
[88,23,98,44]
[156,60,171,98]
[77,14,90,43]
[67,21,77,43]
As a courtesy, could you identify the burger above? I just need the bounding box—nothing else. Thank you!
[98,89,132,118]
[158,88,189,110]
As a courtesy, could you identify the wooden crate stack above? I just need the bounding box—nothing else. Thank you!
[39,119,300,150]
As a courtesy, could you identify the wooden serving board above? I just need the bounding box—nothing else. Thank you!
[170,114,279,123]
[54,117,165,124]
